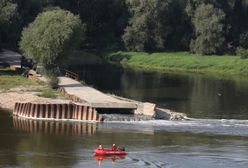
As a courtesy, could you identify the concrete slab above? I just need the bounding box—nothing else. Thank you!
[58,77,137,109]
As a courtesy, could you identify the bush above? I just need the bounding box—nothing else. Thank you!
[239,31,248,49]
[37,88,58,98]
[40,66,60,89]
[236,47,248,59]
[48,75,59,89]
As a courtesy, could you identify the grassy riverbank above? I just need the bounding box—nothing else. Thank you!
[0,68,39,90]
[0,67,59,98]
[106,51,248,77]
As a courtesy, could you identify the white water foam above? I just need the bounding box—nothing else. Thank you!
[102,118,248,136]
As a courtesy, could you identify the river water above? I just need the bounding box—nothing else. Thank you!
[1,63,248,167]
[72,64,248,119]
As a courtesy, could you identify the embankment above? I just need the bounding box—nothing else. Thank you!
[106,51,248,77]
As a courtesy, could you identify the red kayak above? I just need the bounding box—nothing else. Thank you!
[94,148,127,156]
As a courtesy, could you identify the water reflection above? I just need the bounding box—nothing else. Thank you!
[2,109,248,167]
[71,64,248,119]
[13,116,97,136]
[94,155,125,163]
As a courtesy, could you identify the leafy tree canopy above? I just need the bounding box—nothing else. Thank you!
[0,0,17,25]
[190,4,225,55]
[123,0,171,51]
[0,0,18,48]
[19,8,85,67]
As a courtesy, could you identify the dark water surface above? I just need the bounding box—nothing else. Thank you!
[1,63,248,167]
[1,109,248,167]
[71,64,248,119]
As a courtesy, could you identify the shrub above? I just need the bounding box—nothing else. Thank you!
[236,47,248,59]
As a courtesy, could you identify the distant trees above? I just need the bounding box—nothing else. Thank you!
[0,0,18,49]
[1,0,248,56]
[122,0,192,52]
[19,9,85,87]
[190,4,225,55]
[122,0,168,51]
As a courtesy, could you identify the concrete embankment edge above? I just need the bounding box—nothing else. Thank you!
[13,102,103,122]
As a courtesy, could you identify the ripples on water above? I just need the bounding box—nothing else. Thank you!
[1,111,248,167]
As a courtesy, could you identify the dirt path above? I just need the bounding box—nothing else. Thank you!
[0,49,21,66]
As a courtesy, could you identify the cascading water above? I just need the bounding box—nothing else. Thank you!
[101,114,154,122]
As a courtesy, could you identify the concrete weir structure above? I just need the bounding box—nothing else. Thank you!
[58,77,137,109]
[13,102,103,122]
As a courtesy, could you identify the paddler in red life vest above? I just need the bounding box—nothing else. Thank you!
[112,144,117,151]
[98,145,103,150]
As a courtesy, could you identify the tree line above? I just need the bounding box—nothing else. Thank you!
[1,0,248,56]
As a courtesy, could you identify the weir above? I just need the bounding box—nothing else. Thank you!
[58,77,138,110]
[13,102,103,122]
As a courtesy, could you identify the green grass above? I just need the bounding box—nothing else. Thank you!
[0,68,40,91]
[106,51,248,77]
[36,88,59,98]
[0,67,60,98]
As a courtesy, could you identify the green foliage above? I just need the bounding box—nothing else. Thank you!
[19,9,85,89]
[2,0,248,56]
[37,88,59,98]
[236,47,248,59]
[46,71,59,89]
[0,0,18,48]
[58,0,129,50]
[0,0,17,24]
[239,31,248,49]
[38,66,60,89]
[122,0,170,51]
[20,9,85,68]
[190,4,225,55]
[237,31,248,59]
[0,67,39,91]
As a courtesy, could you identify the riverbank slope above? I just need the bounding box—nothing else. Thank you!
[106,51,248,77]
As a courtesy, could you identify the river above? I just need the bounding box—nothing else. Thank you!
[71,64,248,119]
[1,63,248,167]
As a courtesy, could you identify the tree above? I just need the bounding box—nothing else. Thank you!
[19,9,85,87]
[54,0,129,51]
[122,0,172,51]
[190,4,226,55]
[236,31,248,59]
[0,0,18,49]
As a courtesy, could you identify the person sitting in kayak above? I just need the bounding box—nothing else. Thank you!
[98,145,103,150]
[112,144,117,151]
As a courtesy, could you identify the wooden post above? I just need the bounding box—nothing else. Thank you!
[27,103,31,117]
[39,104,44,118]
[51,104,55,119]
[92,109,97,121]
[61,104,66,119]
[82,106,88,121]
[88,107,93,121]
[30,104,35,118]
[13,103,18,115]
[34,104,39,118]
[45,104,49,118]
[78,106,82,120]
[56,104,60,119]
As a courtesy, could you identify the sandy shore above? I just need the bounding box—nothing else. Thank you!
[0,86,70,111]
